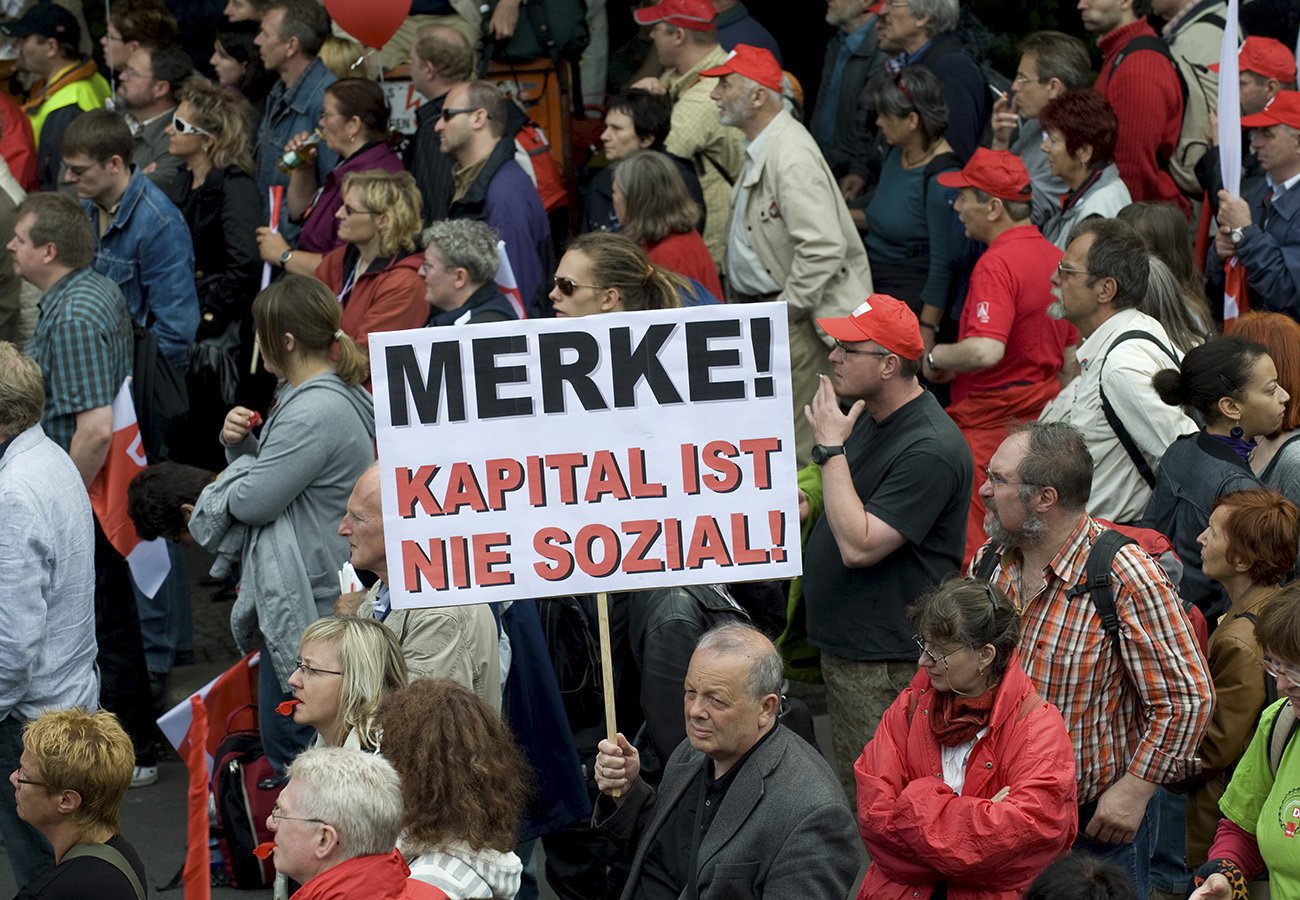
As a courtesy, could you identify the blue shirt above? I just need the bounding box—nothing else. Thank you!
[85,170,199,372]
[254,58,340,243]
[814,18,876,149]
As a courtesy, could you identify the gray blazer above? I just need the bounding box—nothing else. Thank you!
[597,725,859,900]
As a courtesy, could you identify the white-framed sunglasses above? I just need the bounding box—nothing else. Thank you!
[171,113,213,138]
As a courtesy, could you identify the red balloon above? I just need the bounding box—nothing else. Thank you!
[325,0,409,50]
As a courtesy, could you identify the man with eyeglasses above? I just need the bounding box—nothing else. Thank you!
[925,148,1077,564]
[114,43,190,190]
[800,294,972,795]
[971,421,1212,897]
[987,31,1091,225]
[1038,217,1196,525]
[1,3,110,192]
[267,747,445,899]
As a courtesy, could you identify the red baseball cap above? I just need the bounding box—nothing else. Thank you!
[699,44,784,93]
[633,0,716,31]
[935,148,1032,202]
[818,295,924,360]
[1210,37,1297,83]
[1241,91,1300,130]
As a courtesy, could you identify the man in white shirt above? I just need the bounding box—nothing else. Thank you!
[1038,217,1196,524]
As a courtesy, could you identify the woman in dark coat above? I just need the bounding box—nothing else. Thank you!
[165,76,263,467]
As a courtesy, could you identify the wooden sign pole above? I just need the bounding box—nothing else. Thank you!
[596,591,620,796]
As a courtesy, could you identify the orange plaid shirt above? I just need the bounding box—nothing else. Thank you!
[973,515,1214,804]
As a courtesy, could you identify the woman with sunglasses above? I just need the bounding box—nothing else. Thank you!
[287,615,407,752]
[1190,583,1300,900]
[256,77,404,277]
[311,169,428,353]
[1037,90,1131,250]
[861,66,960,334]
[548,231,695,318]
[855,577,1077,900]
[165,76,262,467]
[1181,489,1298,870]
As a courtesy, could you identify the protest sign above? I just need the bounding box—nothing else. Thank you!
[369,303,802,609]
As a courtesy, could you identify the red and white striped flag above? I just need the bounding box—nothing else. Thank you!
[88,378,171,598]
[495,240,527,320]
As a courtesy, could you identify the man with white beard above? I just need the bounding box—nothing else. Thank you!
[1036,217,1195,525]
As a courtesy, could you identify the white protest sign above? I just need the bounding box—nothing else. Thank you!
[369,303,802,609]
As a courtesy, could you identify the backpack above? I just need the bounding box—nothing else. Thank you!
[513,122,567,213]
[1108,28,1221,198]
[1095,329,1181,489]
[483,0,589,63]
[212,706,283,889]
[974,526,1209,659]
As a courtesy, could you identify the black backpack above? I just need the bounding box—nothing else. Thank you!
[483,0,589,64]
[212,707,282,889]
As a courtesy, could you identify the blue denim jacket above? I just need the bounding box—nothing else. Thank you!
[85,169,199,371]
[254,58,339,244]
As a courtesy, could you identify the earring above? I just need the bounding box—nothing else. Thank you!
[1230,420,1244,439]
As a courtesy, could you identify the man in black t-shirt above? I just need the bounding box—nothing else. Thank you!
[13,709,146,900]
[801,293,973,796]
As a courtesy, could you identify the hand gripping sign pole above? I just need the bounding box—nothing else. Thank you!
[596,591,619,792]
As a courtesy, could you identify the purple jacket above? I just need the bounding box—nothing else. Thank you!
[297,142,404,254]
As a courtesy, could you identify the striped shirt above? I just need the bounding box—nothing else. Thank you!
[26,267,132,452]
[974,515,1213,804]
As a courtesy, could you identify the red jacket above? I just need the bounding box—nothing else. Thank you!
[292,850,446,900]
[1094,20,1190,217]
[854,657,1078,900]
[0,92,35,192]
[315,248,429,350]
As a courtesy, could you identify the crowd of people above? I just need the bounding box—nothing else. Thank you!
[2,0,1300,897]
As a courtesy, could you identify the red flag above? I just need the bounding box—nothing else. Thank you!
[1224,257,1250,324]
[183,696,211,900]
[495,239,527,320]
[87,378,170,597]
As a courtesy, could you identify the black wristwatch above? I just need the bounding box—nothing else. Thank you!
[811,444,845,465]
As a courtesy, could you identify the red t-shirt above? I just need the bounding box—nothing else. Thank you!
[951,225,1078,404]
[645,230,724,300]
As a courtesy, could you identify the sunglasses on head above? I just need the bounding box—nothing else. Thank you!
[171,113,213,138]
[553,275,603,296]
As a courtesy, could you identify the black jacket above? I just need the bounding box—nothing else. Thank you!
[583,151,706,235]
[407,92,456,224]
[426,280,518,326]
[167,164,261,336]
[815,20,887,181]
[913,32,989,161]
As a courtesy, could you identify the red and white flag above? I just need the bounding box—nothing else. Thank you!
[88,378,171,598]
[495,240,527,320]
[1218,0,1249,323]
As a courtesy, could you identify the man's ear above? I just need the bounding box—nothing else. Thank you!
[315,823,341,859]
[180,502,195,523]
[758,692,779,725]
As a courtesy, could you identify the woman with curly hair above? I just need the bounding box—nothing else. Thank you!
[378,679,530,899]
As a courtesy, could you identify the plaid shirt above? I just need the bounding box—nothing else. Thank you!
[26,267,132,452]
[974,515,1213,804]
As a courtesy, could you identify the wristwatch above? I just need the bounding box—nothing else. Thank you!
[811,444,846,465]
[1230,227,1245,246]
[279,248,295,268]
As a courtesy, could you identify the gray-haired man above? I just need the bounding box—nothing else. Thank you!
[420,219,519,327]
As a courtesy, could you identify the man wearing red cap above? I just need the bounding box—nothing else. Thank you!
[928,149,1078,564]
[704,44,873,465]
[1215,90,1300,318]
[631,0,743,273]
[1198,36,1297,216]
[801,294,972,793]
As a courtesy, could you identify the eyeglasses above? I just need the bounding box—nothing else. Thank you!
[1012,73,1043,86]
[171,113,213,138]
[833,340,892,358]
[270,804,328,827]
[983,464,1039,488]
[63,161,101,178]
[1056,261,1090,279]
[119,66,155,81]
[340,204,374,217]
[913,635,962,669]
[1262,656,1300,683]
[553,275,603,296]
[294,659,343,678]
[14,768,46,788]
[440,107,482,122]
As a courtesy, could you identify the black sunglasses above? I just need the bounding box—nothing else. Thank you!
[440,106,482,122]
[553,275,603,296]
